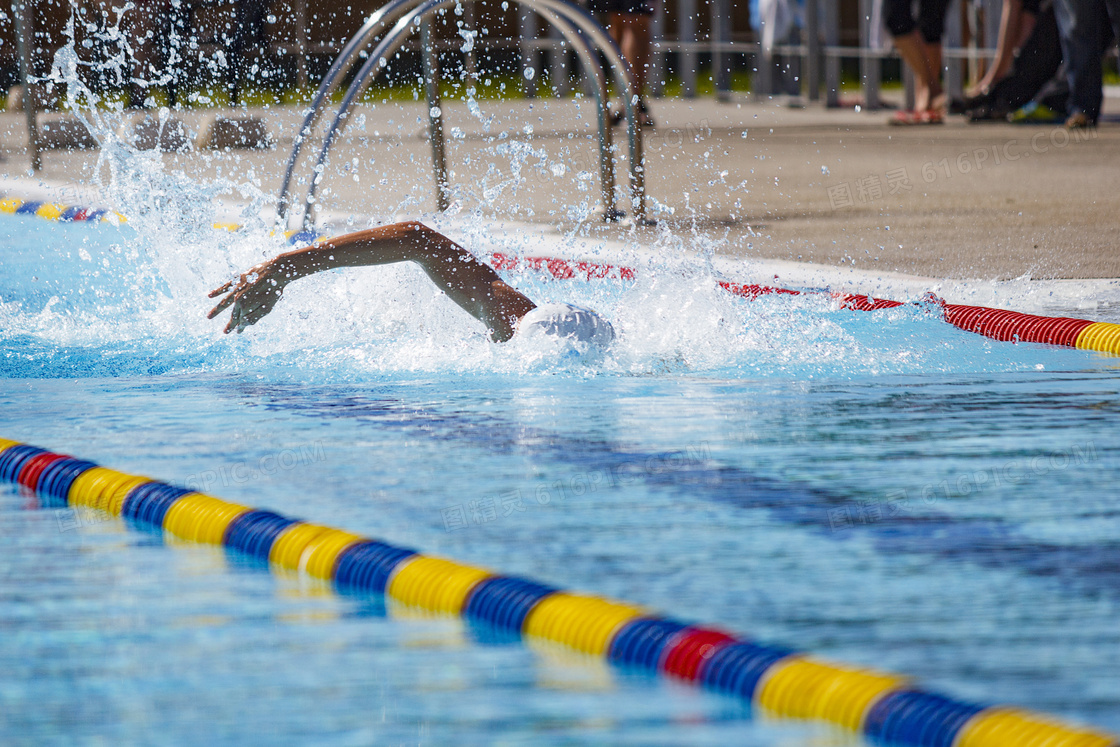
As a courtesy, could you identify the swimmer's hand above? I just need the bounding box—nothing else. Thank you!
[207,259,290,334]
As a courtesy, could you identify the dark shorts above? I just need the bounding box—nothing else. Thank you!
[587,0,655,15]
[884,0,950,42]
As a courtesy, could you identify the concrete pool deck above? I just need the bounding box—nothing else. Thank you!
[0,89,1117,282]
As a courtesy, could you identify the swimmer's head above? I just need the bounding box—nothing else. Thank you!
[515,303,615,350]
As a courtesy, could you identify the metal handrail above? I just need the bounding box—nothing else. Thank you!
[304,0,614,222]
[278,0,644,230]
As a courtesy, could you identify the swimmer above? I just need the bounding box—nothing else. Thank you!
[207,221,614,347]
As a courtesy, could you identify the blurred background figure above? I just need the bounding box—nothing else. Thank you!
[587,0,656,126]
[884,0,950,123]
[958,1,1064,122]
[225,0,271,105]
[966,0,1041,100]
[122,0,191,108]
[78,0,270,108]
[1053,0,1120,127]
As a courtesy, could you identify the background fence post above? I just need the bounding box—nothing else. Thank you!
[824,0,840,106]
[679,0,697,97]
[650,0,665,97]
[520,7,538,98]
[858,0,881,109]
[13,0,41,173]
[711,0,732,99]
[805,0,820,101]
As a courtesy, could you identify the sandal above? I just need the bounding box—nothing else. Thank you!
[889,109,922,125]
[889,109,943,126]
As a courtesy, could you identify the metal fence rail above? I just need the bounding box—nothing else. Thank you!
[9,0,1033,175]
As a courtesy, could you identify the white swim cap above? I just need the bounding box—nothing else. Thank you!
[515,303,615,349]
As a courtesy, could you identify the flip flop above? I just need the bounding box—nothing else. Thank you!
[889,110,921,126]
[889,109,944,126]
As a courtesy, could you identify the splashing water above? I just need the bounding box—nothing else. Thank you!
[0,34,1111,382]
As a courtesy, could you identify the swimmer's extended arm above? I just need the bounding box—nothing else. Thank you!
[207,222,537,341]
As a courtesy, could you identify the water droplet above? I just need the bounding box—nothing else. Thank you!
[821,166,830,175]
[524,67,535,81]
[429,106,442,118]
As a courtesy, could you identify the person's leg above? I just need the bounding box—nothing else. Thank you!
[970,0,1025,96]
[917,0,950,110]
[228,0,271,106]
[923,39,944,109]
[893,30,939,111]
[1054,0,1105,123]
[124,5,156,107]
[886,0,938,112]
[611,12,652,97]
[990,6,1062,114]
[162,0,191,107]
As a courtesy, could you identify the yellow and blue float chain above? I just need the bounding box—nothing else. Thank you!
[0,196,123,224]
[0,194,323,245]
[0,438,1115,747]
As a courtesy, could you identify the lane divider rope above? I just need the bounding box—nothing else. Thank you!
[3,198,1115,356]
[491,251,1120,356]
[1,438,1115,747]
[0,194,322,245]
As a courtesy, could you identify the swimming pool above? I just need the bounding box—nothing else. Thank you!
[2,205,1119,744]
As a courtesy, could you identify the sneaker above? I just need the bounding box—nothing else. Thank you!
[1064,112,1095,129]
[1008,101,1064,124]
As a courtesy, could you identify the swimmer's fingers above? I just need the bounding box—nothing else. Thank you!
[207,291,238,320]
[207,280,233,298]
[226,286,283,334]
[222,298,240,334]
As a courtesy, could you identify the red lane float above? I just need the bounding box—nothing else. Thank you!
[488,250,1119,356]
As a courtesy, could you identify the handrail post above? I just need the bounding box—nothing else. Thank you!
[421,18,450,212]
[13,0,41,173]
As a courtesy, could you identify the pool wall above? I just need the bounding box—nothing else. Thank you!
[2,437,1116,747]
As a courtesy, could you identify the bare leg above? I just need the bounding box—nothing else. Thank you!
[611,12,651,97]
[924,39,945,110]
[969,0,1029,96]
[893,30,942,111]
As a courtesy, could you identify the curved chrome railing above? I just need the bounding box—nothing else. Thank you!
[278,0,644,229]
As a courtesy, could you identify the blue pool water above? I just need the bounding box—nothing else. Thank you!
[2,211,1119,743]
